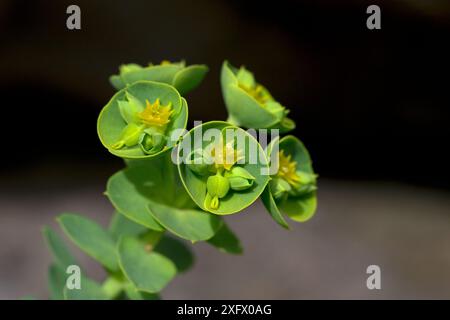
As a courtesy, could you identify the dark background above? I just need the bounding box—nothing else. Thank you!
[1,0,450,299]
[1,0,449,187]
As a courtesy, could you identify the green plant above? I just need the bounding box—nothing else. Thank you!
[40,59,318,300]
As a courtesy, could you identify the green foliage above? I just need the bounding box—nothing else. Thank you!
[110,61,208,95]
[39,58,317,300]
[117,236,176,293]
[58,213,119,272]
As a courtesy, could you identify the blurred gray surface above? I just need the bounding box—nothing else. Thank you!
[1,178,450,299]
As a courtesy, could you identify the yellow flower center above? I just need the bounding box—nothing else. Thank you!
[210,140,243,171]
[138,98,173,128]
[276,150,301,188]
[239,83,271,104]
[160,60,171,65]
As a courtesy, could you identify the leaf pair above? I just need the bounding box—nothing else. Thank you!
[110,61,208,96]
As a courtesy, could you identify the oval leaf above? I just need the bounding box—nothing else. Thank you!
[43,226,77,268]
[58,213,119,271]
[147,200,222,242]
[154,236,194,273]
[64,277,108,300]
[207,222,243,254]
[118,236,176,293]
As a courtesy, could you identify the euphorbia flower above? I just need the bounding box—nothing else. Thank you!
[177,121,270,215]
[186,137,249,210]
[221,61,295,132]
[111,97,174,154]
[262,135,317,228]
[110,60,208,95]
[98,81,188,159]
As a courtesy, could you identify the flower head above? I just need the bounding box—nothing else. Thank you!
[210,140,244,171]
[276,150,301,188]
[138,99,173,128]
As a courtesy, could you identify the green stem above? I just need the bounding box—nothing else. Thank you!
[102,276,124,299]
[226,114,240,126]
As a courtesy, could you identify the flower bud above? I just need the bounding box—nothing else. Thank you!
[206,173,230,210]
[207,173,230,198]
[140,129,166,155]
[224,166,255,191]
[288,171,318,196]
[111,123,143,150]
[270,177,291,201]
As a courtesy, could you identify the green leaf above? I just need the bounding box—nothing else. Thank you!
[64,277,109,300]
[107,153,195,231]
[236,66,255,88]
[109,211,147,241]
[263,135,318,223]
[109,74,125,90]
[148,200,222,242]
[117,97,141,125]
[118,236,176,293]
[173,65,209,95]
[48,264,67,300]
[42,226,76,268]
[280,193,317,222]
[58,213,119,271]
[121,64,183,86]
[166,97,189,148]
[207,222,243,254]
[124,283,160,300]
[261,186,290,229]
[154,236,194,272]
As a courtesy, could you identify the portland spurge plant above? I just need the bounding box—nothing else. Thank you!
[39,59,318,300]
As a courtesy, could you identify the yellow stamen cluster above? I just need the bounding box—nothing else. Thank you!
[276,150,301,188]
[210,140,244,171]
[138,99,173,128]
[160,60,171,65]
[239,84,271,104]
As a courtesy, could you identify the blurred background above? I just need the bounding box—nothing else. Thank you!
[0,0,449,299]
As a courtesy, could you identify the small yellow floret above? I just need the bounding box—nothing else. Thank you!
[211,140,243,171]
[276,150,301,188]
[138,99,173,127]
[239,84,271,104]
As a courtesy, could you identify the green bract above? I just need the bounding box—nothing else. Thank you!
[177,121,270,215]
[110,60,208,95]
[261,135,318,228]
[221,60,295,133]
[97,81,188,159]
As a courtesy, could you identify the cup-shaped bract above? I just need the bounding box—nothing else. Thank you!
[262,135,317,228]
[177,121,270,215]
[110,60,208,95]
[98,81,188,159]
[221,61,295,133]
